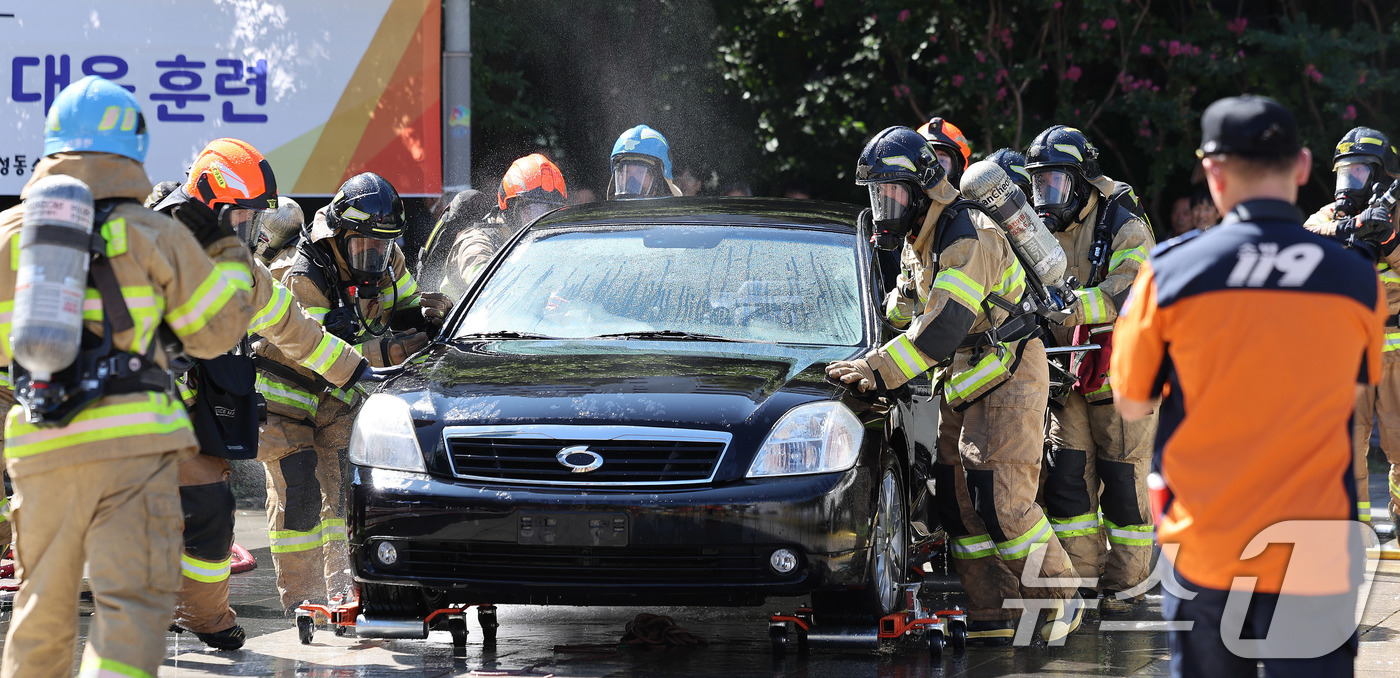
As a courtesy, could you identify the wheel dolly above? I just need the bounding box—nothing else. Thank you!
[768,583,968,657]
[296,594,500,653]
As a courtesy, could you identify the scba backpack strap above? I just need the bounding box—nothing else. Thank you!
[187,351,264,459]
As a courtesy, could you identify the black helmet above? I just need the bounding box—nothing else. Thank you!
[1026,125,1101,231]
[327,172,405,283]
[987,148,1032,200]
[1333,127,1400,217]
[856,126,943,250]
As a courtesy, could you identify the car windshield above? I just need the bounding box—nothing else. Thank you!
[455,224,864,345]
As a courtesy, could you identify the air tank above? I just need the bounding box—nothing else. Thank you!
[13,175,94,381]
[960,160,1068,287]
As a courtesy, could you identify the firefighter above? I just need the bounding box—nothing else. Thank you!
[0,75,255,678]
[1025,125,1158,610]
[255,172,450,612]
[1303,126,1400,527]
[433,154,568,299]
[152,139,371,650]
[1114,93,1370,677]
[416,189,493,294]
[917,117,973,189]
[827,126,1081,645]
[988,148,1033,200]
[607,125,683,199]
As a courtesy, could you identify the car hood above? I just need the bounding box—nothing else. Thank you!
[383,339,864,429]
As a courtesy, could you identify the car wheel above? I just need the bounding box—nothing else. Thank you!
[360,582,431,618]
[812,460,909,623]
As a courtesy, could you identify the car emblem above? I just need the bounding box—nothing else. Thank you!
[556,445,604,473]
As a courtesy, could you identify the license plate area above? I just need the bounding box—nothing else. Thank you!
[517,512,629,547]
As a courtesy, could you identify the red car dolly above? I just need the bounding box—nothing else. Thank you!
[768,584,968,657]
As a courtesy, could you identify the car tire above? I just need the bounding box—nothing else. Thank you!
[811,459,909,624]
[359,582,433,618]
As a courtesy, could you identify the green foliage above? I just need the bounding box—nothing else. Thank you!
[471,0,1400,226]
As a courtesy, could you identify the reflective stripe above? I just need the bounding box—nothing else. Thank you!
[392,270,420,309]
[1086,374,1113,396]
[269,518,346,554]
[0,496,10,523]
[167,261,253,338]
[950,534,997,560]
[74,288,162,351]
[249,280,293,333]
[1358,501,1372,523]
[1385,332,1400,353]
[5,394,190,459]
[181,553,232,583]
[255,372,318,418]
[931,268,985,309]
[887,305,911,324]
[1049,512,1100,538]
[1078,288,1110,323]
[0,371,11,391]
[1104,518,1155,546]
[884,334,932,380]
[996,516,1052,560]
[1109,245,1148,271]
[78,655,153,678]
[304,306,330,323]
[993,257,1027,299]
[1378,262,1400,284]
[945,348,1013,402]
[299,334,349,376]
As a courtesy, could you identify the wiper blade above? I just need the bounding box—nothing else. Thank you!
[454,330,558,340]
[588,330,747,342]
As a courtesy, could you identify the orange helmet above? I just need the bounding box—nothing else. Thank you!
[185,138,277,211]
[497,154,567,211]
[916,117,972,185]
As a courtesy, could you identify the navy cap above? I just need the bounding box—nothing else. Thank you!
[1196,95,1300,159]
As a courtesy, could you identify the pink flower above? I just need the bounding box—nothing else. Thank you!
[1343,105,1357,121]
[1304,64,1322,83]
[1168,40,1182,57]
[951,74,964,87]
[975,50,987,63]
[1053,1,1062,8]
[995,68,1008,82]
[1065,65,1082,82]
[976,71,985,79]
[937,54,948,64]
[1079,22,1088,31]
[898,9,910,22]
[1359,72,1367,84]
[1227,17,1247,36]
[1140,44,1153,55]
[1074,108,1081,116]
[891,85,911,98]
[996,87,1007,101]
[1159,39,1168,47]
[1102,18,1117,30]
[1040,63,1050,71]
[813,0,823,7]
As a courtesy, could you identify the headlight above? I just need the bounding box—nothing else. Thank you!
[746,401,865,478]
[348,393,427,473]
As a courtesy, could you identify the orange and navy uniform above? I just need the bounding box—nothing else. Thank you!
[1111,198,1384,595]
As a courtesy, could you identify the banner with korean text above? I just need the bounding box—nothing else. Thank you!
[0,0,441,196]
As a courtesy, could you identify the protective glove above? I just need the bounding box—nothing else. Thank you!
[826,358,884,393]
[418,291,454,326]
[384,331,430,365]
[170,200,235,248]
[1356,202,1396,245]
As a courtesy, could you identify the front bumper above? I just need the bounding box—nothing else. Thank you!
[348,465,877,606]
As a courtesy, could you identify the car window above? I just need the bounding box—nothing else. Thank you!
[455,224,864,345]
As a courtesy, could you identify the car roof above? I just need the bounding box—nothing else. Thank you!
[531,196,864,231]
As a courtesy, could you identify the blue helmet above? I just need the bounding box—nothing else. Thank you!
[43,76,149,163]
[610,124,673,180]
[856,127,942,250]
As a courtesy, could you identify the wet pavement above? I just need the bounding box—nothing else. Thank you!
[6,495,1400,675]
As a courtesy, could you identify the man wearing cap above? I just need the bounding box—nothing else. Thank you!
[1112,94,1377,676]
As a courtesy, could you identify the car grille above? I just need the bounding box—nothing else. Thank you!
[442,425,731,486]
[392,542,791,584]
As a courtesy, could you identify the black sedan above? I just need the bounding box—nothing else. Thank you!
[346,197,941,625]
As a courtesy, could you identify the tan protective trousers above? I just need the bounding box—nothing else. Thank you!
[1,451,183,678]
[258,398,355,611]
[1355,352,1400,522]
[172,454,237,634]
[936,339,1078,621]
[1045,391,1156,593]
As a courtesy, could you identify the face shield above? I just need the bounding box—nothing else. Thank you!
[342,233,393,283]
[219,206,262,251]
[1031,169,1076,209]
[612,159,661,198]
[1334,160,1379,217]
[867,182,923,250]
[934,150,954,176]
[510,199,562,228]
